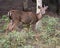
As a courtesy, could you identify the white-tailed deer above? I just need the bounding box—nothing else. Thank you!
[6,6,48,32]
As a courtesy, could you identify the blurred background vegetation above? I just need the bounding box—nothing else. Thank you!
[0,15,60,48]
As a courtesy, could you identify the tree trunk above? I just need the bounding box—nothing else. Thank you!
[36,0,42,14]
[23,0,28,11]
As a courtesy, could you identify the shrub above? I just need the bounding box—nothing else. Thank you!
[0,31,29,48]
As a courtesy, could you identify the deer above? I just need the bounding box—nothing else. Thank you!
[6,6,48,32]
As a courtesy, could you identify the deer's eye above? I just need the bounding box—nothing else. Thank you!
[38,6,41,9]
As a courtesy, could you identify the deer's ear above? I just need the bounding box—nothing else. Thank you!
[44,6,48,10]
[38,6,41,9]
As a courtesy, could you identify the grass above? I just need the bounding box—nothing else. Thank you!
[0,15,60,48]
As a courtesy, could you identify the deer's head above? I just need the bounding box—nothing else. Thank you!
[37,5,48,20]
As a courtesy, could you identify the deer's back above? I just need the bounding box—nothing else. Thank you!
[8,10,38,24]
[21,11,38,24]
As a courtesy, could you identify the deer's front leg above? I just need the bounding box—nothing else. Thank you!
[31,24,37,32]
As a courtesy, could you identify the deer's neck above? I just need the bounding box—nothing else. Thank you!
[36,12,42,20]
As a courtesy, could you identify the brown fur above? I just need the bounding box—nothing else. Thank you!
[7,10,38,32]
[6,6,48,32]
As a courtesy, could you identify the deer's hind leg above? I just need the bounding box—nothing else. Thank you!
[15,22,23,32]
[5,22,14,34]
